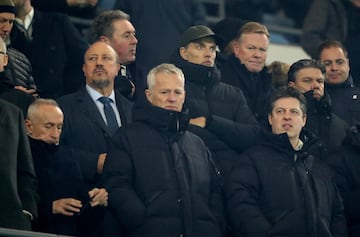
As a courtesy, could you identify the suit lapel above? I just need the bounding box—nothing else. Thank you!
[115,91,129,126]
[76,88,110,134]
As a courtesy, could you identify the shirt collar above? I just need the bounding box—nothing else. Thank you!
[86,85,116,103]
[15,7,34,30]
[294,139,304,151]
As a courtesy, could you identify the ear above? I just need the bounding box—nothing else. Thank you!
[232,40,239,52]
[145,89,152,102]
[288,81,295,87]
[268,113,273,126]
[179,47,187,60]
[99,36,110,43]
[25,119,32,135]
[82,63,86,74]
[233,41,244,60]
[302,114,307,128]
[116,63,121,74]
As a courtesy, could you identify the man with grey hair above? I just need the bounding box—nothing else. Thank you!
[26,98,108,236]
[88,10,138,99]
[103,63,226,237]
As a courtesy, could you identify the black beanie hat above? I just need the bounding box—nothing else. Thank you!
[180,25,216,47]
[0,0,15,14]
[212,17,246,51]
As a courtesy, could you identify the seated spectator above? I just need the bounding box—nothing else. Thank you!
[57,41,132,237]
[0,0,37,95]
[227,87,348,237]
[288,59,348,156]
[87,10,137,99]
[317,40,360,126]
[220,21,274,125]
[170,25,260,181]
[0,36,34,116]
[301,0,360,85]
[10,0,88,98]
[25,98,108,236]
[103,63,226,237]
[328,124,360,237]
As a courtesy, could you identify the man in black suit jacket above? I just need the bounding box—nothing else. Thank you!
[57,41,132,237]
[0,99,38,230]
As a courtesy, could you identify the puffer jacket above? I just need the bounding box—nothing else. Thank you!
[220,55,274,125]
[227,129,348,237]
[304,90,348,156]
[5,47,37,90]
[171,51,260,180]
[326,76,360,126]
[103,100,226,237]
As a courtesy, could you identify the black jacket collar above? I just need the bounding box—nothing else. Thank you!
[170,50,221,87]
[132,99,189,140]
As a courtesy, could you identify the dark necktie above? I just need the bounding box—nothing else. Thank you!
[98,97,119,134]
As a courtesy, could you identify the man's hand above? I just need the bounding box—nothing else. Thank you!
[189,116,206,128]
[14,86,38,97]
[52,198,82,216]
[88,188,108,207]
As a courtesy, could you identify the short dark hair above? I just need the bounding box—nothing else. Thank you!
[268,86,307,116]
[288,59,326,83]
[88,10,130,43]
[316,40,348,59]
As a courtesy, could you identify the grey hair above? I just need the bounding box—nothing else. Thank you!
[27,98,61,120]
[147,63,185,90]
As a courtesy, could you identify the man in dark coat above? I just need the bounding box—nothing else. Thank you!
[0,36,34,116]
[227,87,348,237]
[57,41,132,237]
[171,25,260,181]
[0,98,38,230]
[328,124,360,237]
[115,0,206,86]
[220,21,274,125]
[87,10,138,100]
[25,98,108,236]
[317,40,360,126]
[103,63,226,237]
[0,0,38,95]
[288,59,348,156]
[10,0,88,98]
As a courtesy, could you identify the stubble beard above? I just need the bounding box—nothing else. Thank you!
[90,78,111,90]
